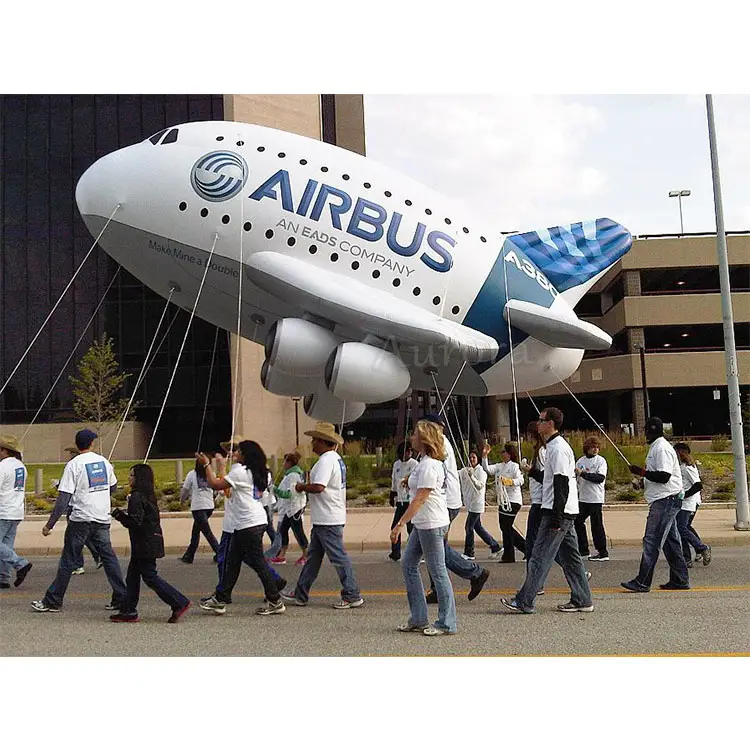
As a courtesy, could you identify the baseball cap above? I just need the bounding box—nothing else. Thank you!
[422,413,446,427]
[75,428,98,450]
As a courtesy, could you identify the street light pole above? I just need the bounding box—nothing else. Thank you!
[668,189,691,234]
[705,94,750,531]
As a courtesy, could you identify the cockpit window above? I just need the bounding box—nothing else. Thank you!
[148,128,168,145]
[162,128,179,144]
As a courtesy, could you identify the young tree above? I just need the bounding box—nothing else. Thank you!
[69,333,133,450]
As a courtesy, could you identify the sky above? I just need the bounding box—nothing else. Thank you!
[363,95,750,238]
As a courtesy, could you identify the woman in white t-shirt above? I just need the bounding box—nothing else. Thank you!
[196,441,285,616]
[459,450,500,560]
[674,443,711,567]
[390,420,456,636]
[482,441,526,563]
[269,451,309,566]
[179,459,220,564]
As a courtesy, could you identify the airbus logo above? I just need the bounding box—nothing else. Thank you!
[191,151,249,202]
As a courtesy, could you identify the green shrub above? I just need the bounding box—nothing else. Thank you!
[364,493,388,506]
[716,481,735,494]
[346,488,360,501]
[162,486,177,496]
[32,497,54,512]
[375,477,392,488]
[167,499,182,512]
[711,434,730,451]
[215,497,225,510]
[615,489,642,503]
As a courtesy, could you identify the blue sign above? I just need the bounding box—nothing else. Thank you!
[14,467,25,491]
[85,461,109,492]
[338,457,347,488]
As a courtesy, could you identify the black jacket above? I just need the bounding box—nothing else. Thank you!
[112,490,165,559]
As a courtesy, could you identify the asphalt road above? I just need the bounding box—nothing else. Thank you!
[1,547,748,656]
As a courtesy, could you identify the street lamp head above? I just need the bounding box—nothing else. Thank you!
[669,189,691,197]
[680,190,691,197]
[668,191,680,197]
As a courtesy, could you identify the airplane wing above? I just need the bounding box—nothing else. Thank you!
[245,251,499,364]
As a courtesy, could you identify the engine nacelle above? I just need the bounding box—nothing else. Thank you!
[303,389,366,423]
[264,318,339,376]
[325,342,411,404]
[260,360,319,397]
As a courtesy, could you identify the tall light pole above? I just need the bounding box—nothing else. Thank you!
[705,94,749,531]
[668,189,691,234]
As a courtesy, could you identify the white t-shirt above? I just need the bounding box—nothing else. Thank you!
[459,464,487,514]
[528,447,546,505]
[181,470,215,511]
[59,451,117,524]
[274,467,307,517]
[483,458,524,507]
[576,454,608,504]
[391,458,418,504]
[680,463,702,512]
[260,471,275,508]
[408,456,449,530]
[222,463,269,532]
[541,434,579,516]
[0,456,27,520]
[644,437,684,504]
[308,449,347,526]
[442,437,462,510]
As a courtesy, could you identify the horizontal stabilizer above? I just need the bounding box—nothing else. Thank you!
[504,300,612,351]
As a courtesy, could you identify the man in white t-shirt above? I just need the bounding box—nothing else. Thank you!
[0,436,33,588]
[31,429,127,613]
[574,436,610,561]
[281,422,363,610]
[622,417,690,593]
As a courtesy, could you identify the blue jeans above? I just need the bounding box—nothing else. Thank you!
[293,525,361,604]
[676,509,707,562]
[122,557,189,615]
[464,512,500,556]
[43,521,127,609]
[633,495,689,589]
[516,516,592,613]
[402,525,457,633]
[525,504,543,571]
[0,519,28,583]
[216,530,284,592]
[429,507,483,590]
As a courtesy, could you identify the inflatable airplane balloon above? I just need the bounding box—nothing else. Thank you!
[75,121,631,423]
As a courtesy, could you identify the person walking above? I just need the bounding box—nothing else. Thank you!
[268,451,309,566]
[0,436,32,589]
[459,449,500,560]
[390,419,457,636]
[574,436,610,561]
[622,417,690,593]
[388,441,418,562]
[32,428,127,613]
[674,442,711,568]
[501,407,593,615]
[197,440,286,616]
[179,458,220,563]
[280,422,364,610]
[110,464,191,623]
[482,442,526,563]
[522,421,546,568]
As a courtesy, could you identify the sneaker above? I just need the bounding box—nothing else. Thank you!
[419,557,426,565]
[423,626,454,636]
[333,598,364,610]
[168,602,191,623]
[694,551,703,563]
[557,601,594,613]
[96,560,104,569]
[588,553,609,561]
[268,556,287,564]
[424,589,438,604]
[537,589,545,596]
[461,553,476,561]
[198,595,226,614]
[280,590,307,606]
[659,582,691,590]
[468,568,490,601]
[387,553,401,562]
[489,550,501,559]
[255,599,286,616]
[396,622,429,632]
[500,597,532,614]
[294,556,307,566]
[104,603,121,611]
[701,545,712,566]
[71,567,85,575]
[110,612,140,623]
[620,580,650,593]
[31,600,61,613]
[586,571,592,580]
[179,557,193,564]
[14,562,32,587]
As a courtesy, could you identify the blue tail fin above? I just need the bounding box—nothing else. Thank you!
[505,218,632,301]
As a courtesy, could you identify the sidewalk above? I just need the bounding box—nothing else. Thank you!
[12,506,750,556]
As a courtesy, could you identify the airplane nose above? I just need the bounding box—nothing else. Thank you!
[75,150,130,223]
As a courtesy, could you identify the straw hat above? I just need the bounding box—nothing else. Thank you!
[220,434,248,451]
[303,421,344,446]
[0,435,22,454]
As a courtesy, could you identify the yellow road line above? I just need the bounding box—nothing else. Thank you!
[370,652,750,658]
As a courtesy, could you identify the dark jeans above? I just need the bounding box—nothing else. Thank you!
[525,504,543,570]
[216,530,284,592]
[122,557,189,615]
[278,511,309,551]
[575,502,608,557]
[390,503,410,558]
[633,494,689,589]
[498,504,526,562]
[294,525,361,603]
[464,511,500,557]
[44,521,127,610]
[216,524,280,604]
[516,515,592,613]
[676,509,707,562]
[428,507,483,591]
[183,509,220,561]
